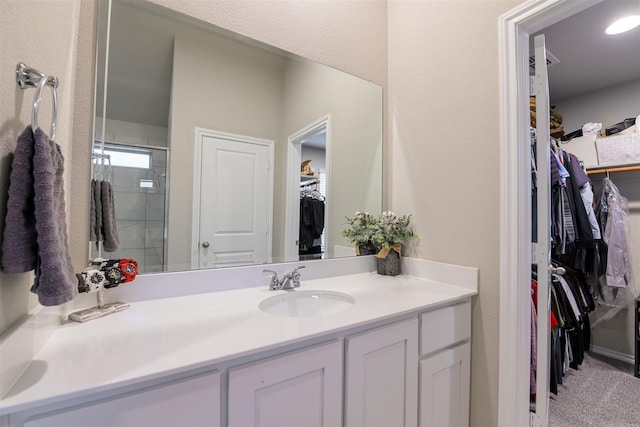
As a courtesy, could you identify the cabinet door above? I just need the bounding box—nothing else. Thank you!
[228,340,343,427]
[345,318,418,427]
[419,342,470,427]
[19,371,221,427]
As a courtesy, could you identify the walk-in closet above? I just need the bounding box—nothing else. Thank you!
[529,1,640,425]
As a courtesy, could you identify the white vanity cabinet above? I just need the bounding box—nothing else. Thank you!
[1,266,477,427]
[228,340,343,427]
[4,302,472,427]
[344,318,419,427]
[12,370,221,427]
[418,302,471,427]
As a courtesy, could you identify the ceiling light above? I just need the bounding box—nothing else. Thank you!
[605,15,640,35]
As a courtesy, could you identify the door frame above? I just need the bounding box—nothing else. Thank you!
[191,127,274,269]
[284,115,332,261]
[497,0,602,425]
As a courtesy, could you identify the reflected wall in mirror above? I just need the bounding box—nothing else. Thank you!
[93,0,383,274]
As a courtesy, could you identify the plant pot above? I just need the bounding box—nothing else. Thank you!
[377,249,401,276]
[357,241,378,256]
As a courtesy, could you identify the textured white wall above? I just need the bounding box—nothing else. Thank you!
[0,0,95,398]
[388,2,520,426]
[0,0,94,334]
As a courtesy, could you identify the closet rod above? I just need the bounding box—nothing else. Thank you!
[300,179,320,187]
[587,165,640,175]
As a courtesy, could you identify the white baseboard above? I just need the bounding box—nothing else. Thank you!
[591,345,635,365]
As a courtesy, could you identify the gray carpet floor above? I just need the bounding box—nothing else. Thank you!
[549,352,640,426]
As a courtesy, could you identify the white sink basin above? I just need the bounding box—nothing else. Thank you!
[259,290,355,317]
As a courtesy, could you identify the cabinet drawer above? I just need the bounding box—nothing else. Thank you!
[420,302,470,356]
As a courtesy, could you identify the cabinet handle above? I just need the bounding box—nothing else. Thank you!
[202,241,210,248]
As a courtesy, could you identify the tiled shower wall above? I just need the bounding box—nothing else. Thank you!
[105,149,167,273]
[92,119,168,273]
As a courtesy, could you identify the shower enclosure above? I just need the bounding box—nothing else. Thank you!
[91,142,168,273]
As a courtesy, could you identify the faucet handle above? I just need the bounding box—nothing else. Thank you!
[263,269,279,290]
[290,265,306,287]
[292,265,306,274]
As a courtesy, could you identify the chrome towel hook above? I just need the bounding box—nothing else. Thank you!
[16,62,59,140]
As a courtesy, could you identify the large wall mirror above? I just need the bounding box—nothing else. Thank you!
[92,0,383,274]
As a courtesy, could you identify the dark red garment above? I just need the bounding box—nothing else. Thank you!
[531,280,559,330]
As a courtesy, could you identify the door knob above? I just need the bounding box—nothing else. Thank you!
[202,241,210,248]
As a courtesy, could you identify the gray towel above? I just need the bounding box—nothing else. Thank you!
[89,179,97,242]
[101,180,120,252]
[29,127,77,306]
[93,178,103,242]
[1,126,38,273]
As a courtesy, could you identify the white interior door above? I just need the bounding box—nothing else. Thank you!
[195,130,272,269]
[531,33,551,427]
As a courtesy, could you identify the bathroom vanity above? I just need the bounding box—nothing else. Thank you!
[0,258,476,427]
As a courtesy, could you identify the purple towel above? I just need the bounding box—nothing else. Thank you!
[1,126,38,273]
[29,127,77,306]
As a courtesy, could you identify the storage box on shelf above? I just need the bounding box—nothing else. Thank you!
[561,129,640,174]
[596,133,640,167]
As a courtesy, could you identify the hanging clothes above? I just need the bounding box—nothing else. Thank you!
[531,265,593,397]
[593,177,633,307]
[600,177,631,288]
[531,134,604,401]
[548,146,607,291]
[299,185,325,256]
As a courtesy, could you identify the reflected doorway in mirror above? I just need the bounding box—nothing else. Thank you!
[286,115,331,262]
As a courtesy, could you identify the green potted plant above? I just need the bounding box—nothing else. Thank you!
[372,211,417,276]
[341,211,380,255]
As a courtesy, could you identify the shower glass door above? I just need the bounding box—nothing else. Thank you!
[91,143,168,273]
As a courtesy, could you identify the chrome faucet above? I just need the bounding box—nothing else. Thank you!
[263,265,306,290]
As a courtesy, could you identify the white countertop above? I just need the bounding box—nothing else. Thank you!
[0,266,477,415]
